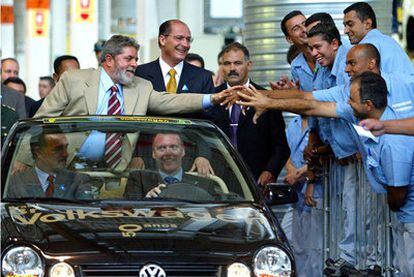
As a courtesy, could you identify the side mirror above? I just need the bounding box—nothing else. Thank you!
[265,184,298,205]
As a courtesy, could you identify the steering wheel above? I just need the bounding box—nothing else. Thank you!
[158,182,215,201]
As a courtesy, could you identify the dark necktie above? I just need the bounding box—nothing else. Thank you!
[230,104,241,147]
[164,176,179,184]
[104,85,123,168]
[46,175,55,197]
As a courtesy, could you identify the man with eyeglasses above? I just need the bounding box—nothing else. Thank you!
[135,19,214,113]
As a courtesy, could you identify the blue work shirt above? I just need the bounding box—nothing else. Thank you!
[291,53,319,92]
[360,29,414,75]
[355,108,414,223]
[311,44,356,158]
[286,116,323,200]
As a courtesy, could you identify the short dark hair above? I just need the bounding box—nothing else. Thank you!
[94,39,106,52]
[351,71,387,109]
[39,76,56,87]
[307,22,342,45]
[287,44,300,64]
[30,127,64,158]
[99,35,140,64]
[3,77,26,93]
[158,19,186,47]
[358,43,381,69]
[305,12,335,27]
[185,53,205,68]
[281,10,304,36]
[221,42,250,61]
[343,2,377,28]
[53,55,80,74]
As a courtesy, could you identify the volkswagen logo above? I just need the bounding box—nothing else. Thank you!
[139,264,166,277]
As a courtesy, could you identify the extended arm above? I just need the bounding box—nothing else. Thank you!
[360,117,414,136]
[237,85,338,123]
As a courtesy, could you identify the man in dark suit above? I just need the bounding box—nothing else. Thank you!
[3,77,35,118]
[29,55,80,117]
[210,42,290,186]
[125,133,218,200]
[7,131,92,200]
[135,19,214,117]
[1,84,26,119]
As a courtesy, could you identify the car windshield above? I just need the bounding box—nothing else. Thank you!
[2,117,256,203]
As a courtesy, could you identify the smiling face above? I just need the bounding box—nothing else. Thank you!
[152,134,185,175]
[159,22,192,67]
[105,46,138,85]
[344,46,377,78]
[308,34,338,67]
[285,14,308,46]
[343,10,371,44]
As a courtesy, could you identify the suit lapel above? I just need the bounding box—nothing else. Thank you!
[84,70,100,114]
[177,62,192,93]
[148,59,166,91]
[123,80,139,115]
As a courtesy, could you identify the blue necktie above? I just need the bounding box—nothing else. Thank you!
[230,104,241,147]
[164,176,179,184]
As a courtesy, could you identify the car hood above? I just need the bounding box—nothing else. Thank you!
[2,202,285,259]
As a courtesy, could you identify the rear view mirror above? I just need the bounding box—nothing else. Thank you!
[266,184,298,205]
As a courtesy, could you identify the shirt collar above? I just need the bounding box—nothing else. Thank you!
[330,45,346,79]
[159,58,184,80]
[100,67,122,93]
[226,79,250,89]
[35,167,54,191]
[159,168,183,182]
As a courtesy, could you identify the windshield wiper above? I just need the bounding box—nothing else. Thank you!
[141,197,206,204]
[3,197,89,204]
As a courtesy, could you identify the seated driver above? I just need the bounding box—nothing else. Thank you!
[125,132,218,199]
[7,130,92,200]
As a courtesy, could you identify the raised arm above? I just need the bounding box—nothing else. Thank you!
[360,117,414,136]
[237,85,338,123]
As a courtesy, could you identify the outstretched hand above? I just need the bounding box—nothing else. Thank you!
[212,85,243,107]
[269,76,299,90]
[360,118,385,136]
[236,85,270,124]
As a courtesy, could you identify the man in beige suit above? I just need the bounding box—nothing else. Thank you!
[16,35,229,173]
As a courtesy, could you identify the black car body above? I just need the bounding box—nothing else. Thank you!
[1,116,297,277]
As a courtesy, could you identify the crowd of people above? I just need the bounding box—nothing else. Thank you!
[1,1,414,276]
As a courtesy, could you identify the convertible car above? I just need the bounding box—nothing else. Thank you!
[1,116,297,277]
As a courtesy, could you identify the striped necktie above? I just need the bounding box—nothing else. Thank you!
[104,85,123,169]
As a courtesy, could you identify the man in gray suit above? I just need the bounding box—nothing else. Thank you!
[7,131,92,200]
[31,35,230,172]
[125,133,218,200]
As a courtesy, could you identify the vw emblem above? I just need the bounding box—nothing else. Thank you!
[139,264,166,277]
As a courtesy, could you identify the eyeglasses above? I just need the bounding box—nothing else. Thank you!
[164,35,194,43]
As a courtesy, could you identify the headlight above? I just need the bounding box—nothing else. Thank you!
[227,262,251,277]
[253,246,291,277]
[2,246,44,277]
[50,262,75,277]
